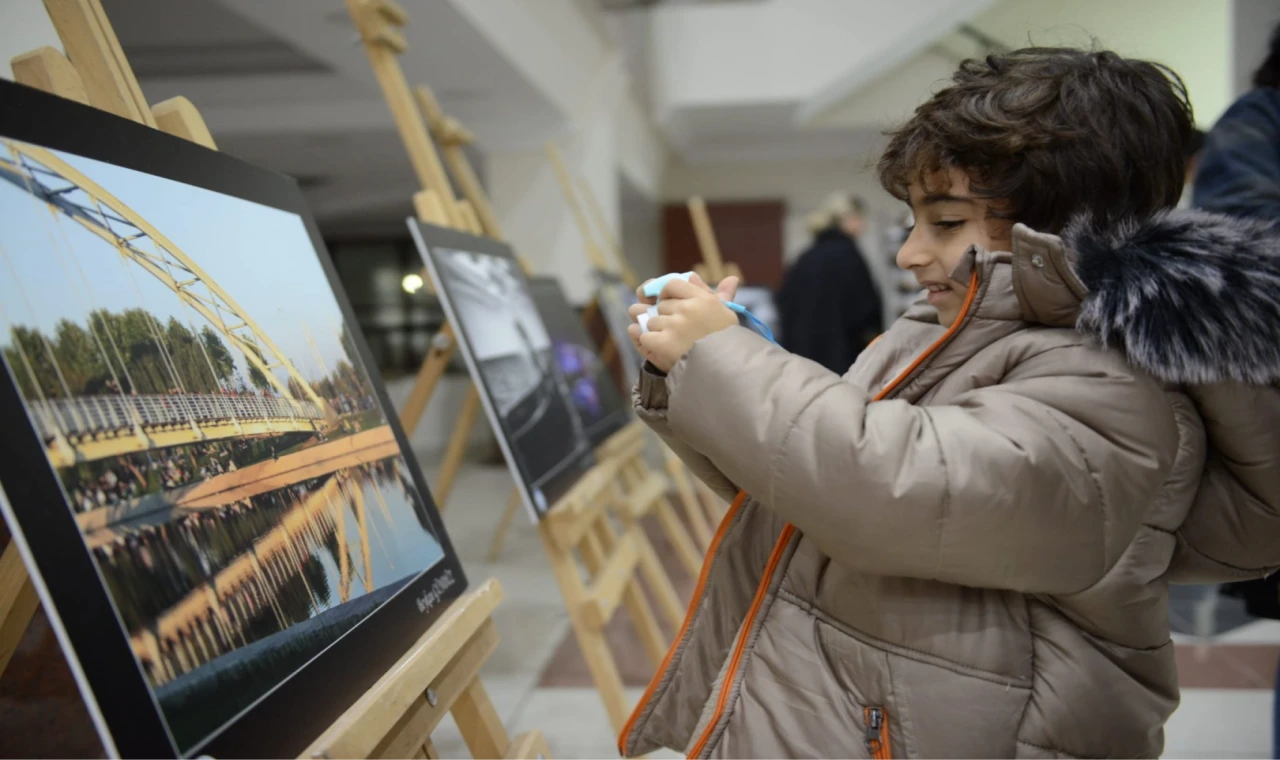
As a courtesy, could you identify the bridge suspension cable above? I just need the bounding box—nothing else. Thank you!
[0,140,334,466]
[0,140,330,415]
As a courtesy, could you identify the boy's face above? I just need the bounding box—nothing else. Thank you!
[897,169,1012,327]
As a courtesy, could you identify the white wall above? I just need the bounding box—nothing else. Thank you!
[620,175,663,282]
[0,0,62,80]
[969,0,1234,128]
[621,211,661,282]
[487,63,624,306]
[487,44,668,305]
[616,87,666,200]
[449,0,612,123]
[1234,0,1280,97]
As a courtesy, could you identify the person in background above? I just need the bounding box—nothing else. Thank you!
[1194,22,1280,222]
[775,192,882,373]
[1194,20,1280,759]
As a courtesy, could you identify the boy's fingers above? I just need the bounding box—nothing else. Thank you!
[688,272,715,293]
[645,315,670,332]
[639,329,673,355]
[628,303,648,321]
[636,282,656,305]
[716,276,740,302]
[659,278,699,301]
[656,300,681,316]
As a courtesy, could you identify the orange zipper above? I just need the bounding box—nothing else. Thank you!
[873,271,979,402]
[865,707,892,759]
[642,270,980,759]
[617,491,748,755]
[686,524,796,758]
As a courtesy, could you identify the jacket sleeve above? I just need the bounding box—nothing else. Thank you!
[1169,382,1280,583]
[659,327,1177,594]
[1194,92,1280,224]
[633,363,742,504]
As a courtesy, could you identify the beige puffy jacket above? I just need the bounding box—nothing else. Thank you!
[618,212,1280,759]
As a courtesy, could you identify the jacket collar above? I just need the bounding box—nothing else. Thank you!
[967,210,1280,386]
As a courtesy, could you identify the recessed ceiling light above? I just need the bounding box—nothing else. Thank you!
[402,273,425,294]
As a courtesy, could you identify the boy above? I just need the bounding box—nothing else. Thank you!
[618,48,1280,758]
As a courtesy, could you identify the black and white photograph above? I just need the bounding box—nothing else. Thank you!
[0,80,465,759]
[527,277,630,447]
[411,223,596,521]
[592,270,643,389]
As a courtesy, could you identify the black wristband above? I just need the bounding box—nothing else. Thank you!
[643,361,668,378]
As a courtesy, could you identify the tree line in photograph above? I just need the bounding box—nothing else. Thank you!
[2,307,374,406]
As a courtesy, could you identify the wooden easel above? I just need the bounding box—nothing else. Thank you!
[0,3,543,758]
[686,196,745,285]
[543,143,722,544]
[347,0,695,736]
[409,86,704,581]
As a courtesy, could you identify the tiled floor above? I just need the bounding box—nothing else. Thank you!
[433,459,1280,760]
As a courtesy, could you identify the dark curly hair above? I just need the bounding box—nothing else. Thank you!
[878,47,1196,233]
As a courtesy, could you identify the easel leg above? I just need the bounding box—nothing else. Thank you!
[653,498,702,577]
[399,324,457,435]
[586,521,666,670]
[0,542,40,679]
[435,384,482,510]
[538,524,633,735]
[507,730,552,760]
[627,521,686,634]
[451,679,508,760]
[611,459,693,629]
[663,452,713,549]
[484,487,522,563]
[619,458,703,577]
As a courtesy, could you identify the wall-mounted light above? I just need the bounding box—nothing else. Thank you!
[402,272,424,294]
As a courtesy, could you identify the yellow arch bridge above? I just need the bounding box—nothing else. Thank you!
[30,392,327,469]
[1,140,337,468]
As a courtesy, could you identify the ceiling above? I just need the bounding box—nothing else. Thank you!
[97,0,1225,235]
[103,0,561,236]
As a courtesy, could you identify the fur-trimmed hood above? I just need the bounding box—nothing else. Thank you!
[1062,210,1280,386]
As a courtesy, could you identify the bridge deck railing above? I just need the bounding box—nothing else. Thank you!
[26,393,325,441]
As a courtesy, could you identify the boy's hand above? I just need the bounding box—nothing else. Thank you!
[626,274,740,372]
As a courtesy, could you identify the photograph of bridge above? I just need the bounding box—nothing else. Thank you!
[415,229,596,520]
[0,136,452,753]
[528,277,630,447]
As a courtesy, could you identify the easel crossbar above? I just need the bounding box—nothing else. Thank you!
[302,580,503,759]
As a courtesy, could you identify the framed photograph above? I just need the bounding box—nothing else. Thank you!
[0,80,466,759]
[409,222,596,522]
[527,276,630,446]
[591,270,642,389]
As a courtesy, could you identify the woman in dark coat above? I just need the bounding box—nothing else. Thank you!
[776,192,883,373]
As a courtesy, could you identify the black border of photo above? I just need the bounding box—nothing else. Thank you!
[0,78,467,760]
